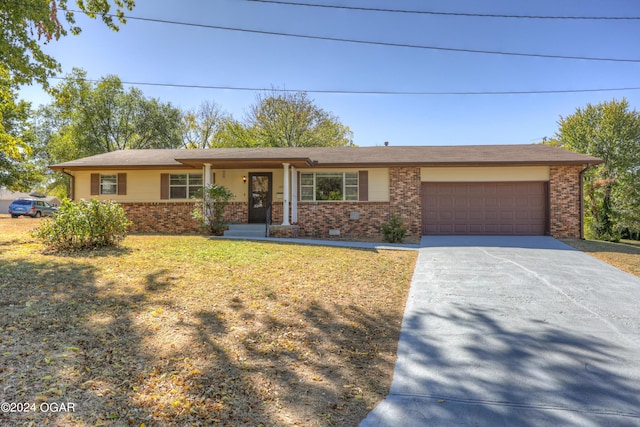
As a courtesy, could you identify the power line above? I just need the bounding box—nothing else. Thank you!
[47,76,640,95]
[67,10,640,63]
[245,0,640,20]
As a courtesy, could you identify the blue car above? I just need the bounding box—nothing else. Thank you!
[9,198,58,218]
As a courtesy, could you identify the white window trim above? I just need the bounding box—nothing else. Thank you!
[100,174,117,195]
[300,172,358,202]
[169,173,203,199]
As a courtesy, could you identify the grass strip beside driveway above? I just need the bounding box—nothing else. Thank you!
[0,217,416,426]
[563,238,640,278]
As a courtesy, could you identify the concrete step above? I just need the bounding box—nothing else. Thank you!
[224,224,267,238]
[227,223,266,231]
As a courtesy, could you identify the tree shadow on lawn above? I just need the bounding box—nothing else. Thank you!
[0,255,402,426]
[0,256,162,426]
[368,303,640,426]
[0,238,24,254]
[42,245,134,258]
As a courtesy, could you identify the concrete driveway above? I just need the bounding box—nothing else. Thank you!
[361,236,640,427]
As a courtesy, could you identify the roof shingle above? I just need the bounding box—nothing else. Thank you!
[50,145,602,170]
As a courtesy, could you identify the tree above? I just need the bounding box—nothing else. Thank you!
[35,69,183,195]
[246,91,354,147]
[40,68,183,157]
[182,101,230,149]
[551,99,640,241]
[0,66,43,190]
[215,118,259,148]
[1,0,135,87]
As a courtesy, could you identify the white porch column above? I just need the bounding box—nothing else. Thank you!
[291,166,298,224]
[282,163,291,225]
[203,163,212,186]
[202,163,213,224]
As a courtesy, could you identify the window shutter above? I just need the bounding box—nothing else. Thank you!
[91,174,100,195]
[358,171,368,201]
[160,174,169,200]
[297,171,301,201]
[117,173,127,195]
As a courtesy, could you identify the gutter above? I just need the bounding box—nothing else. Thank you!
[61,168,75,200]
[579,163,593,240]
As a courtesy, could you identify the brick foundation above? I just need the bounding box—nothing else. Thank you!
[296,202,392,239]
[549,165,583,239]
[222,202,248,224]
[122,202,202,234]
[269,225,299,238]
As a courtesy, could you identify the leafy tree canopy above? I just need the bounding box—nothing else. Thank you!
[0,66,41,190]
[1,0,135,87]
[245,91,354,148]
[34,69,183,196]
[182,101,232,149]
[549,98,640,240]
[40,68,183,161]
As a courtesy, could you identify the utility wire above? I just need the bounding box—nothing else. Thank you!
[47,76,640,95]
[66,10,640,63]
[244,0,640,20]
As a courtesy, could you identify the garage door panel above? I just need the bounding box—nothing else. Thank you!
[500,212,514,221]
[469,211,483,220]
[468,224,484,233]
[422,182,547,235]
[485,211,499,220]
[500,225,515,234]
[483,184,498,195]
[455,211,469,221]
[439,211,453,221]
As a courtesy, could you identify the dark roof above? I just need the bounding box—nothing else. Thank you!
[50,145,602,170]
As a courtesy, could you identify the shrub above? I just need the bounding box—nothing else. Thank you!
[192,184,234,235]
[31,199,131,250]
[381,214,408,243]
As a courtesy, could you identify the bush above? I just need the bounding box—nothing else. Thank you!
[381,214,408,243]
[31,199,131,250]
[192,184,234,235]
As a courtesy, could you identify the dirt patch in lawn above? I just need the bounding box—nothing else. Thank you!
[562,238,640,278]
[0,216,417,426]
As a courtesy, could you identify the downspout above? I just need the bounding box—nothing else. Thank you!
[579,163,592,240]
[61,168,75,201]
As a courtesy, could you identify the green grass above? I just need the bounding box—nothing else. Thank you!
[0,216,416,426]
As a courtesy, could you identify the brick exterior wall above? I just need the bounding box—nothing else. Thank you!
[296,202,392,238]
[294,167,422,239]
[119,165,583,239]
[389,167,422,238]
[122,202,202,234]
[122,201,285,234]
[222,202,248,224]
[269,225,300,238]
[549,165,583,239]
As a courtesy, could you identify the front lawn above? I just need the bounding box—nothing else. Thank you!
[0,216,417,426]
[563,238,640,277]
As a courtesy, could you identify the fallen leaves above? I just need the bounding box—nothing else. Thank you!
[0,217,416,426]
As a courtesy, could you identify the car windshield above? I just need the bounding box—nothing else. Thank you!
[12,200,32,205]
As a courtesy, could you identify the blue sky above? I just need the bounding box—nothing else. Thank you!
[18,0,640,147]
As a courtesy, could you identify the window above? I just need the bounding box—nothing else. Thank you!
[169,173,203,199]
[100,175,117,195]
[300,172,358,201]
[92,173,126,196]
